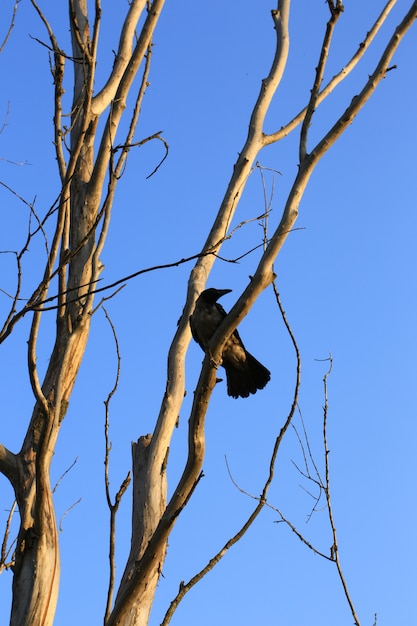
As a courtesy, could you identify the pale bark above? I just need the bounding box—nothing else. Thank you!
[106,8,291,624]
[5,1,163,623]
[113,437,167,626]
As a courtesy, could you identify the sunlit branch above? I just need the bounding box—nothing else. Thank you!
[188,1,290,289]
[89,0,166,202]
[69,0,92,61]
[0,210,277,329]
[161,278,300,625]
[299,3,343,161]
[309,1,417,162]
[0,443,19,487]
[27,309,49,413]
[91,0,148,115]
[265,0,398,145]
[113,44,154,180]
[92,44,155,295]
[228,1,417,349]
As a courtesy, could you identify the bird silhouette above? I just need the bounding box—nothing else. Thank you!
[190,288,271,398]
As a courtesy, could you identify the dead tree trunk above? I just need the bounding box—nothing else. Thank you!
[3,1,165,623]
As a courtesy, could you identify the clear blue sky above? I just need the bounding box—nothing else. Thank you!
[1,1,416,625]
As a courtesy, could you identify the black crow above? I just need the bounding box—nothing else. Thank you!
[190,288,271,398]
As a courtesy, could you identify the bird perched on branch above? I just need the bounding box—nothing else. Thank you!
[190,288,271,398]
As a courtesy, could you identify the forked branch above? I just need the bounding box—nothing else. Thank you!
[160,280,300,625]
[265,0,398,144]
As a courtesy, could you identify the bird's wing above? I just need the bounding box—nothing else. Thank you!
[214,302,247,347]
[214,302,228,319]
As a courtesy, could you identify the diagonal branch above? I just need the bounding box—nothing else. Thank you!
[0,0,19,54]
[160,279,301,625]
[265,0,398,145]
[89,0,166,202]
[0,443,19,486]
[307,1,417,162]
[0,499,17,573]
[92,0,148,115]
[299,2,343,161]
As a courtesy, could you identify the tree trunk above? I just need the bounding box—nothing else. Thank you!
[111,436,167,626]
[11,456,59,626]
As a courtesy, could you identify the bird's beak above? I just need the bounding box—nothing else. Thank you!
[217,289,232,298]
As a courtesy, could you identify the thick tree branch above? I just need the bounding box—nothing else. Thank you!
[161,281,301,625]
[0,443,19,486]
[265,0,398,145]
[116,16,293,614]
[92,0,148,115]
[309,1,417,161]
[89,0,165,203]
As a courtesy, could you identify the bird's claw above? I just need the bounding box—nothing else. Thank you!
[209,356,219,369]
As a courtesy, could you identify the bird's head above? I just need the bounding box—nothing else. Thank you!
[198,288,232,303]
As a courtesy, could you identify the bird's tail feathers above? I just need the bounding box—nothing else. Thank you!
[225,351,270,399]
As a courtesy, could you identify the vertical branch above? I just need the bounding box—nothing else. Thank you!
[91,0,148,114]
[299,2,343,161]
[189,1,290,285]
[322,357,361,626]
[30,0,67,181]
[111,435,166,626]
[94,42,153,273]
[89,0,166,201]
[27,308,49,415]
[102,307,131,623]
[265,1,398,145]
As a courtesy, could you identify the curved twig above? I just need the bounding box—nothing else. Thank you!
[0,0,19,54]
[102,306,131,623]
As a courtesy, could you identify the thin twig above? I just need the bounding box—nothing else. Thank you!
[321,356,361,626]
[102,306,131,623]
[0,499,17,572]
[225,458,332,560]
[0,0,19,54]
[59,498,82,532]
[52,457,79,494]
[1,211,285,321]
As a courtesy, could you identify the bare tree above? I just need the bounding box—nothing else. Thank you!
[0,1,416,625]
